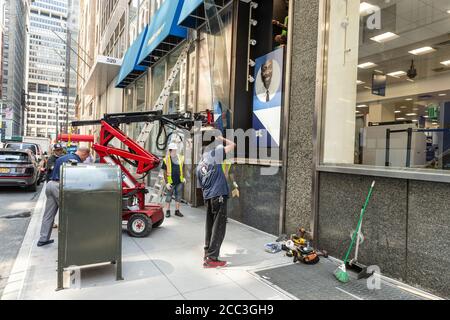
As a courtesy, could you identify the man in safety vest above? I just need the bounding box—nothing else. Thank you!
[162,143,185,218]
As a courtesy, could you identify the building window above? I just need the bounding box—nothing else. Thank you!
[321,0,450,171]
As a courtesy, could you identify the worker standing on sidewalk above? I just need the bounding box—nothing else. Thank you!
[37,147,91,247]
[45,143,65,182]
[197,136,236,268]
[162,143,185,218]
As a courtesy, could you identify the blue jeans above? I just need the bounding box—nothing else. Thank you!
[165,183,183,203]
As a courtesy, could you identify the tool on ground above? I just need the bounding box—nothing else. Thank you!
[335,181,376,283]
[346,207,374,279]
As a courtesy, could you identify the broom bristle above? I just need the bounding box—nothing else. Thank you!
[335,265,350,283]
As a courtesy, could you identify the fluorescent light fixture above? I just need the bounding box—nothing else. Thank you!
[374,70,384,74]
[387,71,407,78]
[439,93,447,97]
[358,62,377,69]
[406,113,417,116]
[405,98,413,101]
[394,110,401,114]
[408,46,436,55]
[412,120,418,122]
[357,105,368,108]
[360,2,378,16]
[396,118,406,121]
[357,80,365,85]
[424,116,429,118]
[370,32,399,43]
[441,60,450,67]
[400,106,408,109]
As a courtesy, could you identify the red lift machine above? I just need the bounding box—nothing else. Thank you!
[71,111,196,237]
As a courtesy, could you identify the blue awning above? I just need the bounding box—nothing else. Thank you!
[116,26,149,88]
[178,0,229,29]
[178,0,205,29]
[138,0,187,68]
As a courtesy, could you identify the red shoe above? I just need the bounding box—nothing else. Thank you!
[203,258,227,268]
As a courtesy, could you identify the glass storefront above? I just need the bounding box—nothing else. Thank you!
[321,0,450,171]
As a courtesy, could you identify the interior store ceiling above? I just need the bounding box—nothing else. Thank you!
[356,0,450,95]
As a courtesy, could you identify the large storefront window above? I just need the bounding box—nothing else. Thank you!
[197,4,233,113]
[322,0,450,171]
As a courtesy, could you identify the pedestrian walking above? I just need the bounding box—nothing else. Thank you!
[37,147,91,247]
[162,143,185,218]
[196,136,236,268]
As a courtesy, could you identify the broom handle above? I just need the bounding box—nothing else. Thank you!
[343,181,375,264]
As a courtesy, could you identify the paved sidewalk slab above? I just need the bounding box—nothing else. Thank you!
[1,187,293,300]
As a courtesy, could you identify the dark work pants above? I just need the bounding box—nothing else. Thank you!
[204,196,228,260]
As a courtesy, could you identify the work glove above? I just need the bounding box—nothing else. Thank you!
[166,183,173,191]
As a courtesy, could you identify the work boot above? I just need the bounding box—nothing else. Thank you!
[166,210,171,218]
[175,210,184,217]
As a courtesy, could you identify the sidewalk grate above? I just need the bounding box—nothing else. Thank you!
[255,257,425,300]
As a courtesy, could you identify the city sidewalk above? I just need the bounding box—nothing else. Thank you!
[1,185,296,300]
[1,184,442,301]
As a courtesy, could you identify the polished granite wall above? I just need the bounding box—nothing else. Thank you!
[318,172,450,298]
[228,164,282,235]
[283,0,320,235]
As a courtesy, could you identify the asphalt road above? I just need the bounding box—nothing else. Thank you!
[0,184,43,297]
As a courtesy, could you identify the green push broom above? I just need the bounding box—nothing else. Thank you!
[335,181,375,283]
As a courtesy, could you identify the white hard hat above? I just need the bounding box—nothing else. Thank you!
[168,143,178,151]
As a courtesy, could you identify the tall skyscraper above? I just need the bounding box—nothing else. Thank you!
[1,0,29,138]
[25,0,78,139]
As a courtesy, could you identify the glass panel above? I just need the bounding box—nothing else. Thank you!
[322,0,450,171]
[197,4,233,113]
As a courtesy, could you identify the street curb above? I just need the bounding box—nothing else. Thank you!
[1,184,47,300]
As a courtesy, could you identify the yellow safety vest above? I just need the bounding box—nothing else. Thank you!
[222,160,232,178]
[164,155,185,184]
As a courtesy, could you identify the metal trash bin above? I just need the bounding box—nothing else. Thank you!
[57,163,123,290]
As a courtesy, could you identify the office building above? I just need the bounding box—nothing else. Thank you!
[25,0,77,139]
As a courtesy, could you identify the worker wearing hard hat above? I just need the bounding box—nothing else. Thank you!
[162,143,185,218]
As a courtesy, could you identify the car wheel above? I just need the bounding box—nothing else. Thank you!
[27,180,38,192]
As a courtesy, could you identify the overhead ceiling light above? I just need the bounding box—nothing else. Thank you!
[400,106,408,109]
[408,46,436,56]
[360,2,378,16]
[358,62,378,69]
[356,80,365,85]
[394,110,401,114]
[405,98,414,101]
[357,104,368,108]
[424,115,429,118]
[441,60,450,67]
[387,71,407,78]
[396,118,406,121]
[406,113,417,116]
[370,32,399,43]
[447,10,450,14]
[412,120,418,122]
[439,93,447,97]
[374,69,384,74]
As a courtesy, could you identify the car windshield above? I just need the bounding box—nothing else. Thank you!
[6,143,37,155]
[0,152,31,163]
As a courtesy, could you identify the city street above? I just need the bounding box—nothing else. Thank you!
[0,185,43,296]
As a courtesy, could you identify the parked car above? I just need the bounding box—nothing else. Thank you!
[0,149,40,191]
[4,142,45,162]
